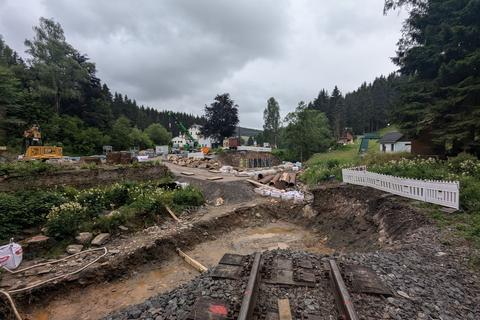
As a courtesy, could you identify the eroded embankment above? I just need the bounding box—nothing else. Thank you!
[308,184,429,250]
[0,164,171,192]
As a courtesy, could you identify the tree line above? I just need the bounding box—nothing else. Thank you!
[0,18,203,155]
[256,74,403,161]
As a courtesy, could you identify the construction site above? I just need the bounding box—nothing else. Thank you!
[0,146,479,320]
[1,1,480,319]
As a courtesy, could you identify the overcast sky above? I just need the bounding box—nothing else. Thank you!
[0,0,404,129]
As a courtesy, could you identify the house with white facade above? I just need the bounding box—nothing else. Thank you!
[171,136,187,148]
[171,124,213,148]
[188,124,213,148]
[379,132,411,153]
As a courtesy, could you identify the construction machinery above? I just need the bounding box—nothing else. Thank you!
[22,125,62,161]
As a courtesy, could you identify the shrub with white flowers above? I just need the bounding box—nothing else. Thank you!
[46,202,88,238]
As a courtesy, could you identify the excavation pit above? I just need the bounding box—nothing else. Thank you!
[2,184,435,320]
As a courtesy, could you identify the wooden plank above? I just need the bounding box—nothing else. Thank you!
[207,176,223,181]
[181,171,195,176]
[277,299,292,320]
[165,206,181,222]
[176,248,208,273]
[208,169,221,173]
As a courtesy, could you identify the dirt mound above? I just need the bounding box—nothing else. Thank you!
[175,176,256,204]
[310,184,429,250]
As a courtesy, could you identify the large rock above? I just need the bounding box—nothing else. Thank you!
[91,233,110,246]
[23,235,51,251]
[66,244,83,255]
[75,232,93,245]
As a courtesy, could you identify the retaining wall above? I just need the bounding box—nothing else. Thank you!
[219,150,281,168]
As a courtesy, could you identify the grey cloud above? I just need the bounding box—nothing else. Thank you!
[0,0,405,128]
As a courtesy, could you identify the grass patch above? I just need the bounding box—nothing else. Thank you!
[300,141,361,185]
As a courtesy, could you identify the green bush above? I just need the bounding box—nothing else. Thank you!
[448,153,480,178]
[45,202,89,239]
[173,186,205,207]
[75,187,107,216]
[0,180,205,241]
[301,158,353,185]
[0,193,23,240]
[19,191,68,225]
[104,183,132,208]
[272,149,296,162]
[0,191,66,241]
[458,176,480,212]
[0,161,56,176]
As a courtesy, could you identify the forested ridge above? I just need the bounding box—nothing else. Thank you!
[0,18,203,155]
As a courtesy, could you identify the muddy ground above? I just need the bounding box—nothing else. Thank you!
[1,177,479,320]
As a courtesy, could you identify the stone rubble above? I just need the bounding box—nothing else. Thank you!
[91,233,111,246]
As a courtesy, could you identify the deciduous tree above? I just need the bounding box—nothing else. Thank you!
[145,123,171,145]
[263,97,281,147]
[201,93,239,144]
[284,102,333,161]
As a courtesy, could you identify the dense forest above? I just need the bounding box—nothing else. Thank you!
[0,18,203,155]
[306,73,403,139]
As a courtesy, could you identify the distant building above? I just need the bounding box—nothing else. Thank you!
[338,128,354,145]
[188,124,213,148]
[171,124,213,148]
[171,136,187,148]
[379,132,411,153]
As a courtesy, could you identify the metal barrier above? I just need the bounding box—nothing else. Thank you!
[342,166,460,209]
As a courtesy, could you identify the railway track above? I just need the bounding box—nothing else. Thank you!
[186,251,392,320]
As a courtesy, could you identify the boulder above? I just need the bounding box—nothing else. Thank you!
[66,244,84,255]
[23,235,50,250]
[91,233,111,246]
[75,232,93,245]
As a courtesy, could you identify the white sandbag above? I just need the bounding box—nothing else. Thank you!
[270,191,282,198]
[0,241,23,270]
[281,193,294,201]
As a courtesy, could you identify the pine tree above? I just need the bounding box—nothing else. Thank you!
[385,0,480,155]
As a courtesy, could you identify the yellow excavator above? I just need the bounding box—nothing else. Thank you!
[22,125,62,161]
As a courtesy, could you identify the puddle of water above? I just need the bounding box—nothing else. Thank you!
[24,221,332,320]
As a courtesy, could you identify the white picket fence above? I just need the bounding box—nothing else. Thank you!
[342,166,460,209]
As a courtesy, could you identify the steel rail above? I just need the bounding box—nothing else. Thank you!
[328,259,359,320]
[237,252,262,320]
